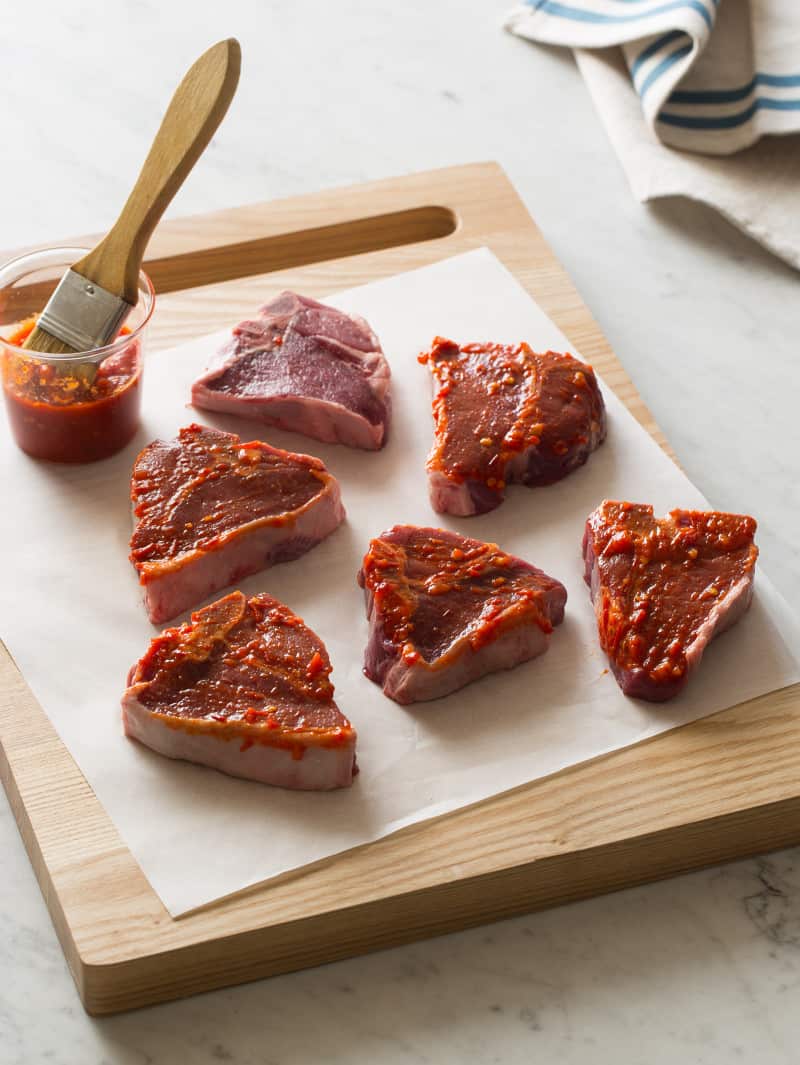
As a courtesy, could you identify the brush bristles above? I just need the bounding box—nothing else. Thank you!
[22,324,80,356]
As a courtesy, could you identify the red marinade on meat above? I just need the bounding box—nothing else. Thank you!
[358,524,567,704]
[122,590,357,790]
[583,500,758,701]
[129,423,344,624]
[419,337,606,516]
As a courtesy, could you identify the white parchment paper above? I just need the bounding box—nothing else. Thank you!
[2,248,798,917]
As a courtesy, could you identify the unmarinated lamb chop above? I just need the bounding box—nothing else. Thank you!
[358,525,567,704]
[192,291,391,449]
[419,338,606,516]
[130,424,344,624]
[583,501,758,702]
[123,591,357,790]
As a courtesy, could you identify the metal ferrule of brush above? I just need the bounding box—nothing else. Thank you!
[36,270,134,355]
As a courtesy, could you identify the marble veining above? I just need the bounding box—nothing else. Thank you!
[741,858,800,950]
[2,0,800,1062]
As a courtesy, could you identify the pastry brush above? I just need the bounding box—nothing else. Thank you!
[23,38,241,370]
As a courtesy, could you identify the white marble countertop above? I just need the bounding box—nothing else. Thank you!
[2,2,799,1061]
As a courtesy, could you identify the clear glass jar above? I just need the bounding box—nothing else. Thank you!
[0,247,155,463]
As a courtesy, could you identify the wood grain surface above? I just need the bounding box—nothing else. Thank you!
[1,163,798,1015]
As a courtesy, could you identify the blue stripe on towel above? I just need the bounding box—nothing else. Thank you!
[637,42,693,96]
[526,0,714,31]
[669,72,800,105]
[659,96,800,129]
[630,29,685,80]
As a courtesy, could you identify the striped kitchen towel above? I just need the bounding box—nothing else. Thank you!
[505,0,800,269]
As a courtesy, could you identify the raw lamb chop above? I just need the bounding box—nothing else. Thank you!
[191,291,391,449]
[419,337,606,516]
[123,591,357,790]
[130,424,344,624]
[583,500,758,702]
[358,525,567,704]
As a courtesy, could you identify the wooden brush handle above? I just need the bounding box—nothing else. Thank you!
[74,38,241,305]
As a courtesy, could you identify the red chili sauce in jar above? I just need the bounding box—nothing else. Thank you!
[2,317,141,463]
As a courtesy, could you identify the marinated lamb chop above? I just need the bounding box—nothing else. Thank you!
[419,337,606,516]
[130,424,344,624]
[358,525,567,704]
[192,291,391,449]
[123,591,357,789]
[583,501,758,702]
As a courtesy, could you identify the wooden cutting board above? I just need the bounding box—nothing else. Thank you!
[2,163,799,1016]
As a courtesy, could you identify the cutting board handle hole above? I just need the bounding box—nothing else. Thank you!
[146,205,459,295]
[0,206,458,319]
